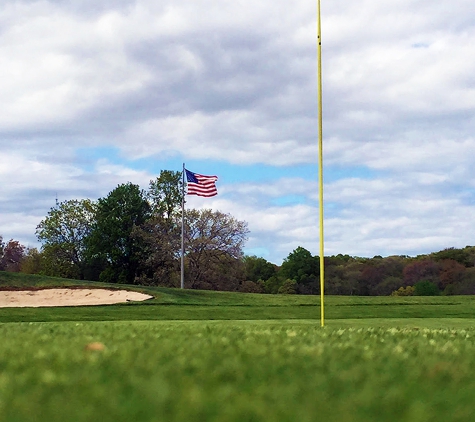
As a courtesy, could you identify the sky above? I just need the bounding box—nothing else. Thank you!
[0,0,474,265]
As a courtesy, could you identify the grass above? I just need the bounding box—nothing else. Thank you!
[2,321,475,421]
[8,271,468,324]
[3,271,475,322]
[2,271,475,421]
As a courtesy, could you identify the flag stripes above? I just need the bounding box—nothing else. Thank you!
[185,169,218,197]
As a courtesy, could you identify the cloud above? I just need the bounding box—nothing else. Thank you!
[0,0,474,265]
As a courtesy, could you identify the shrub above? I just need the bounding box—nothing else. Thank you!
[278,279,297,294]
[391,286,415,296]
[414,280,440,296]
[239,280,264,293]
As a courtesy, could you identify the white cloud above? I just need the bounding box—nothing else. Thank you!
[0,0,474,265]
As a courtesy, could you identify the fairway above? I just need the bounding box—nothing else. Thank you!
[2,275,475,421]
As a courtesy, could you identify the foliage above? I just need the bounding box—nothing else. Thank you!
[132,171,183,287]
[414,280,440,296]
[281,247,319,294]
[438,259,465,290]
[10,167,475,295]
[391,286,415,296]
[0,239,25,272]
[238,280,264,293]
[372,276,403,296]
[278,278,297,294]
[432,247,472,266]
[243,255,276,282]
[19,248,43,274]
[148,170,183,220]
[258,275,284,294]
[184,209,249,290]
[281,247,319,281]
[39,244,82,279]
[87,183,151,284]
[131,217,180,287]
[36,199,97,279]
[403,259,440,286]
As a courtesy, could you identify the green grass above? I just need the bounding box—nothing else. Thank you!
[2,272,475,421]
[2,320,475,422]
[3,271,475,322]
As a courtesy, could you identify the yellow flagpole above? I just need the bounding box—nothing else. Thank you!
[317,0,325,327]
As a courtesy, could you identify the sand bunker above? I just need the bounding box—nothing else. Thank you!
[0,288,153,308]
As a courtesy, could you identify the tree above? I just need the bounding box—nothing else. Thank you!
[280,247,319,294]
[243,255,277,283]
[1,239,26,272]
[281,247,319,280]
[372,276,403,296]
[403,259,440,287]
[438,259,465,291]
[36,199,97,279]
[278,279,297,294]
[0,236,4,266]
[259,275,285,294]
[148,170,183,220]
[131,214,181,287]
[432,247,471,267]
[131,171,184,286]
[20,248,43,275]
[87,183,151,284]
[338,261,364,295]
[451,268,475,295]
[359,264,384,296]
[239,280,264,293]
[184,209,249,290]
[414,280,440,296]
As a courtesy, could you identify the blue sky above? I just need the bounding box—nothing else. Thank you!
[0,0,475,264]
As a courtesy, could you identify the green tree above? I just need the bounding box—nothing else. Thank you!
[41,244,81,278]
[184,209,249,290]
[278,279,297,294]
[239,280,264,293]
[131,214,181,287]
[148,170,183,220]
[243,255,276,283]
[259,275,285,294]
[131,171,184,286]
[414,280,440,296]
[280,247,319,294]
[281,247,319,280]
[432,247,471,267]
[372,276,403,296]
[36,199,96,279]
[87,183,151,284]
[20,248,43,275]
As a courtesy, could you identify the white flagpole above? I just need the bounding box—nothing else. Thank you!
[181,163,185,289]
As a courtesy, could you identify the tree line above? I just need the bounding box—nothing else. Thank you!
[1,170,475,295]
[4,171,248,290]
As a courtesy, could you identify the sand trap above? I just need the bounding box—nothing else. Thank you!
[0,288,154,308]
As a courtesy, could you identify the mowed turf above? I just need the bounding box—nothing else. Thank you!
[2,320,475,422]
[2,272,475,421]
[2,271,475,322]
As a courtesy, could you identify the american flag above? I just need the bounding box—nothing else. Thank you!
[185,169,218,197]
